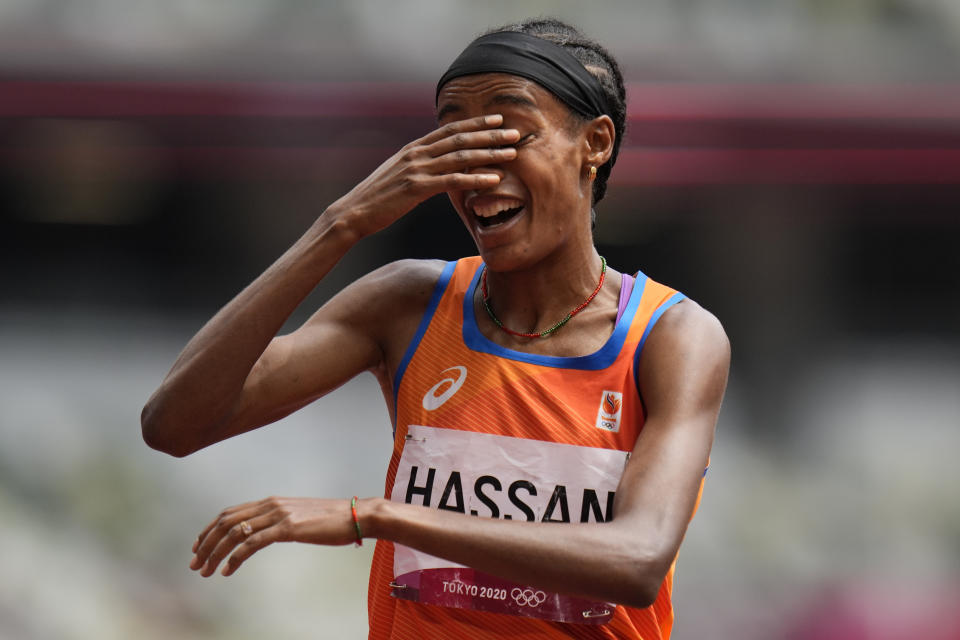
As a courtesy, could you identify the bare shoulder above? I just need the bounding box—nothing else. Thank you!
[333,259,448,331]
[351,258,449,306]
[312,258,449,366]
[647,298,729,359]
[638,298,730,413]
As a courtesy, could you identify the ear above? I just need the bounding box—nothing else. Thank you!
[582,115,615,168]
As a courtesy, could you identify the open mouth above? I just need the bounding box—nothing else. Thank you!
[477,205,524,227]
[471,198,526,228]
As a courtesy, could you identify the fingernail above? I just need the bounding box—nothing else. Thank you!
[485,115,502,125]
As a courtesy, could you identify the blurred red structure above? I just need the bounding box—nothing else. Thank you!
[2,80,959,185]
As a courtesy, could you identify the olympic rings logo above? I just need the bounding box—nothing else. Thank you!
[511,587,547,608]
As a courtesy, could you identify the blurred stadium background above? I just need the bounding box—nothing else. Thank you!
[1,1,958,638]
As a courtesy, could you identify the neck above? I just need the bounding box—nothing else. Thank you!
[480,244,608,337]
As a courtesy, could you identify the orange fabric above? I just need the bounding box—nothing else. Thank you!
[368,257,685,640]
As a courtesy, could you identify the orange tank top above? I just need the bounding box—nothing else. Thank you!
[368,257,687,640]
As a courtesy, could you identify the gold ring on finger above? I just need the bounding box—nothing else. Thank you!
[239,520,253,537]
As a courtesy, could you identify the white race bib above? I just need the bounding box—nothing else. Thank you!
[389,425,629,624]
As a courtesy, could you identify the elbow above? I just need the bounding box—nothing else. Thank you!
[614,548,675,609]
[624,575,664,610]
[140,399,195,458]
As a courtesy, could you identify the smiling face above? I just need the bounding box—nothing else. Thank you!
[437,73,595,271]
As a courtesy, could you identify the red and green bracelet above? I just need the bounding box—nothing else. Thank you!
[350,496,363,547]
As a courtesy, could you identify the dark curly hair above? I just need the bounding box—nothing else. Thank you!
[485,18,627,206]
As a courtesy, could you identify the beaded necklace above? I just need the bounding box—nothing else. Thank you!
[480,257,607,339]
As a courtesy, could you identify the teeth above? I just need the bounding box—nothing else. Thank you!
[473,198,524,218]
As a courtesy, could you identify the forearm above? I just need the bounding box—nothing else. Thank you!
[363,498,669,608]
[141,207,360,456]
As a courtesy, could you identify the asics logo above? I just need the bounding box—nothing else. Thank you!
[422,366,467,411]
[511,587,547,608]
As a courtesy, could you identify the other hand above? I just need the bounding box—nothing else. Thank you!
[189,496,361,577]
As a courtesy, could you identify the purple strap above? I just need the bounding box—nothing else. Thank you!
[616,273,635,323]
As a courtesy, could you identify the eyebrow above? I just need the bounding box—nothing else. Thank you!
[436,102,462,121]
[485,93,537,110]
[436,92,537,122]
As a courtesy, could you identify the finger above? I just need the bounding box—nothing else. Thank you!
[194,499,260,548]
[191,505,263,570]
[419,114,504,146]
[429,146,518,174]
[220,523,280,577]
[424,127,521,158]
[424,171,503,193]
[199,511,278,577]
[192,510,248,569]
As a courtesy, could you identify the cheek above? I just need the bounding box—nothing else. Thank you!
[528,154,579,198]
[516,151,568,190]
[538,136,582,184]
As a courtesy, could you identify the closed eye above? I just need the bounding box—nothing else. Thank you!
[500,133,533,149]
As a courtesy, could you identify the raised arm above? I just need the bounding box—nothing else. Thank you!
[141,114,521,457]
[189,299,730,609]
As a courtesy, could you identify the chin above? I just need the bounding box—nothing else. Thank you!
[474,244,544,273]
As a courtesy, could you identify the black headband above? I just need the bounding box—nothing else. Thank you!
[436,31,611,119]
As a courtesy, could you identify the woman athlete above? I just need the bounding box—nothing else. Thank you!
[142,18,730,639]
